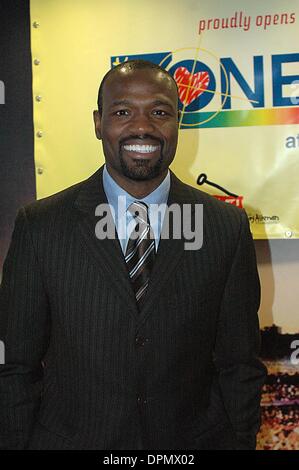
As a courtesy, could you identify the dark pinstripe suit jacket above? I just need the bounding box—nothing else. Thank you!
[0,165,267,450]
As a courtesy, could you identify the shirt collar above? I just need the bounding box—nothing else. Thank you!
[103,164,170,217]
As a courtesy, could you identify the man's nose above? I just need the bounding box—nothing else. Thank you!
[128,112,155,134]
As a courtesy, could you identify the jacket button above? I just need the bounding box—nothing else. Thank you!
[137,396,147,405]
[135,336,149,347]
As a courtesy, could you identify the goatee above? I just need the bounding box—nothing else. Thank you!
[119,153,164,181]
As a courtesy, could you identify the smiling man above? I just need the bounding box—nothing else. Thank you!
[0,60,266,450]
[94,62,179,194]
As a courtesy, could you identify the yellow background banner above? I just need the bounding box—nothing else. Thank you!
[30,0,299,239]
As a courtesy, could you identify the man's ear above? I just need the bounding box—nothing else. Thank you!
[93,110,102,140]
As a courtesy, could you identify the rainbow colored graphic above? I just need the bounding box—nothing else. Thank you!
[180,107,299,128]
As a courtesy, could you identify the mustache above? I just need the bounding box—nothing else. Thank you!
[119,134,164,148]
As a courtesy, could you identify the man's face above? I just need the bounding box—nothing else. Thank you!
[94,68,179,181]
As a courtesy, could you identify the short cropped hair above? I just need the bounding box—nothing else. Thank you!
[97,59,178,114]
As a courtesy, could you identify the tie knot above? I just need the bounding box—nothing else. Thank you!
[128,201,149,225]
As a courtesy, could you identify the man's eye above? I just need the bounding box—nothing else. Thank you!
[115,110,129,116]
[153,110,167,116]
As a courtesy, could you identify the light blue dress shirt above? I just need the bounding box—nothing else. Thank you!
[102,165,170,254]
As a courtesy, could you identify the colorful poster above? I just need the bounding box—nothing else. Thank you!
[258,327,299,450]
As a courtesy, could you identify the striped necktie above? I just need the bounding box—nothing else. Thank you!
[125,201,156,310]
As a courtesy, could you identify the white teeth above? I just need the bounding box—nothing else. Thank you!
[123,144,159,153]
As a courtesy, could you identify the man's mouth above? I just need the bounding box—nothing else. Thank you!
[122,144,160,154]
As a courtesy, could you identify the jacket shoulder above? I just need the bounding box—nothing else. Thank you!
[174,177,250,250]
[20,172,95,224]
[178,177,244,221]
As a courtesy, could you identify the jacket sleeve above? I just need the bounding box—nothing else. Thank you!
[212,209,267,449]
[0,207,50,449]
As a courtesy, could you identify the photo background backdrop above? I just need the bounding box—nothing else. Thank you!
[30,0,299,240]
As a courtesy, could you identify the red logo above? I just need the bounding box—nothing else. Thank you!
[174,67,210,106]
[213,195,244,208]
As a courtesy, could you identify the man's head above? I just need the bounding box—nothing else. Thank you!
[93,60,179,186]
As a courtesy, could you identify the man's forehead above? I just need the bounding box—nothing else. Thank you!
[104,68,176,96]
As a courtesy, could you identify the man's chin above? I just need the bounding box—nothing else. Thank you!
[122,167,157,181]
[120,157,163,181]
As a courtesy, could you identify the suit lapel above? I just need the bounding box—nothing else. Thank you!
[73,165,198,324]
[137,171,197,324]
[74,166,139,320]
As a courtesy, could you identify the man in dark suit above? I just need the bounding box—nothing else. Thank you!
[0,60,266,450]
